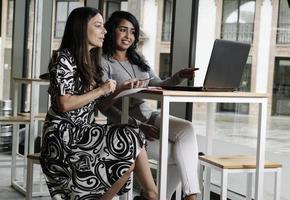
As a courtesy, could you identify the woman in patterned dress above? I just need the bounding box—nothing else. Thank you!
[40,7,157,200]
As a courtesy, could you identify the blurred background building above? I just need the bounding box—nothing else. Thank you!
[0,0,290,117]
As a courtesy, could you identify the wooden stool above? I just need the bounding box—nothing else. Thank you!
[199,155,282,200]
[26,153,49,200]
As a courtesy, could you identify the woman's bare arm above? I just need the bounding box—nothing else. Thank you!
[57,79,116,112]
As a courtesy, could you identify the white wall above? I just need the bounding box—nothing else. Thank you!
[0,38,3,99]
[121,2,128,11]
[142,0,158,70]
[195,0,217,86]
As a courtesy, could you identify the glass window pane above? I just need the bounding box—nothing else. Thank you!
[277,0,290,44]
[222,0,239,23]
[162,0,173,41]
[55,2,67,38]
[6,0,14,37]
[55,1,83,38]
[106,2,120,20]
[272,58,290,115]
[221,0,239,41]
[240,56,252,92]
[69,2,83,13]
[56,2,68,21]
[278,0,290,24]
[222,0,255,43]
[159,53,171,79]
[238,1,255,43]
[239,0,255,23]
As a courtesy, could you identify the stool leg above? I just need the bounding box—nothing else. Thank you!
[26,159,33,200]
[199,163,204,200]
[39,168,43,192]
[23,126,29,188]
[274,168,282,200]
[204,167,211,200]
[11,124,19,183]
[175,182,182,200]
[246,173,253,200]
[221,169,228,200]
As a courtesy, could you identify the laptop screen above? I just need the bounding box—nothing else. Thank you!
[203,39,251,91]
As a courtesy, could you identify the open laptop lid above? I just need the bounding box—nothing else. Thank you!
[203,39,251,91]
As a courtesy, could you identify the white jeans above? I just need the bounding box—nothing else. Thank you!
[147,115,200,199]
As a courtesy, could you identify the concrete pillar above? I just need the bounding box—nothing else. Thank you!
[195,0,217,86]
[0,0,9,99]
[11,0,28,111]
[38,0,53,113]
[170,0,199,119]
[255,0,272,93]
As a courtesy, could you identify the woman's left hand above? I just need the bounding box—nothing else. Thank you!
[122,78,146,90]
[178,68,199,79]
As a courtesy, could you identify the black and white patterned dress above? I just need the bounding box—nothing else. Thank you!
[40,49,146,200]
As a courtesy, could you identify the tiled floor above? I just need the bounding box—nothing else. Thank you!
[0,151,50,200]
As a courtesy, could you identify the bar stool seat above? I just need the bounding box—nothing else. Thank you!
[199,155,282,200]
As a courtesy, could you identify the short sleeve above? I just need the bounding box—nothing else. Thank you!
[100,57,110,82]
[49,50,76,96]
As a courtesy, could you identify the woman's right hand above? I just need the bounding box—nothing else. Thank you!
[139,122,159,141]
[100,79,116,96]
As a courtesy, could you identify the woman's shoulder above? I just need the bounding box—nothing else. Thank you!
[101,54,114,63]
[52,49,73,60]
[101,54,116,67]
[50,49,76,70]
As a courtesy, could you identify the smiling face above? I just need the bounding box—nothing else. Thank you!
[87,13,107,50]
[115,19,135,52]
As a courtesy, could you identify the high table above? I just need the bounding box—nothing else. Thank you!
[121,89,269,200]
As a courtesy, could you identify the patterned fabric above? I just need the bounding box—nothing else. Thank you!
[40,49,146,200]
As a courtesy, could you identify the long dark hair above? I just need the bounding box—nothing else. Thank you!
[103,11,150,71]
[59,7,103,91]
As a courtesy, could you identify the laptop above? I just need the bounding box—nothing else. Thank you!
[162,39,251,92]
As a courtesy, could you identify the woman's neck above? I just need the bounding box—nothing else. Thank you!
[113,50,127,61]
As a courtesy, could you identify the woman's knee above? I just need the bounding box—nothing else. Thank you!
[182,121,195,133]
[171,120,195,141]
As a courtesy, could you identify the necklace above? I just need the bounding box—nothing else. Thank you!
[116,60,136,79]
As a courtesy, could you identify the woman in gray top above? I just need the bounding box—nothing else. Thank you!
[99,11,200,200]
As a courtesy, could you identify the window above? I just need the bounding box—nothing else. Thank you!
[277,0,290,44]
[217,56,252,114]
[162,0,173,41]
[159,53,171,79]
[104,1,121,21]
[55,0,83,38]
[272,58,290,115]
[221,0,255,43]
[6,0,14,37]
